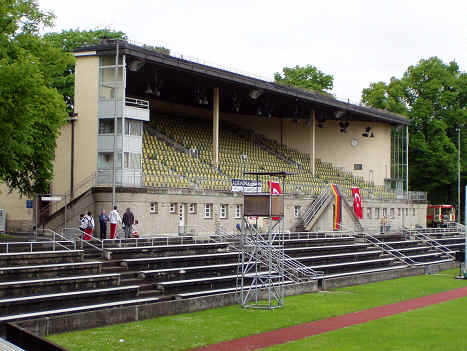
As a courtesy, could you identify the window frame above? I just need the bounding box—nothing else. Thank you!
[169,203,177,213]
[150,202,158,214]
[235,204,242,219]
[220,204,228,219]
[204,204,212,219]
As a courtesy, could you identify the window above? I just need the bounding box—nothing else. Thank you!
[124,152,130,168]
[189,203,197,214]
[383,208,387,217]
[124,119,142,136]
[294,206,301,217]
[98,119,114,134]
[413,208,416,216]
[98,152,122,169]
[150,202,158,214]
[204,204,212,219]
[235,205,242,219]
[398,208,401,217]
[169,203,176,213]
[98,119,122,135]
[220,204,228,219]
[390,208,394,218]
[354,164,363,170]
[366,207,372,219]
[130,153,141,169]
[405,208,409,216]
[375,208,380,218]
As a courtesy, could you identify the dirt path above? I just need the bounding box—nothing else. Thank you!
[189,286,467,351]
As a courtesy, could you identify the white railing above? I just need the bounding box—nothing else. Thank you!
[0,240,75,253]
[409,230,455,260]
[125,97,149,109]
[303,188,332,227]
[364,233,416,265]
[213,225,323,282]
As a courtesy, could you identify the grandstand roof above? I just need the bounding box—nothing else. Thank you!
[74,40,409,126]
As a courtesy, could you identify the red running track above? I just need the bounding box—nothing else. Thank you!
[189,286,467,351]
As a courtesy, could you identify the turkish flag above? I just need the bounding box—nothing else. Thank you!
[268,181,282,220]
[352,188,363,219]
[268,181,282,195]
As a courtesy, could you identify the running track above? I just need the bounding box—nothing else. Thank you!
[189,286,467,351]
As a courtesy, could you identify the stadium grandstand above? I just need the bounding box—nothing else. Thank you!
[1,39,426,234]
[0,39,464,345]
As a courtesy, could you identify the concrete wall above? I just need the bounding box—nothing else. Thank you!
[0,184,33,232]
[88,188,427,235]
[71,55,99,196]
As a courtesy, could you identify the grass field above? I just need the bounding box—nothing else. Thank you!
[48,269,467,351]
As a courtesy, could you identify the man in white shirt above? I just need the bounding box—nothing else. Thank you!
[109,206,121,239]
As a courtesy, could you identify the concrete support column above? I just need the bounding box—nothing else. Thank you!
[310,111,316,177]
[213,87,220,168]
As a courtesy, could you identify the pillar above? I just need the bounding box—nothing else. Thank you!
[213,87,220,168]
[310,111,316,177]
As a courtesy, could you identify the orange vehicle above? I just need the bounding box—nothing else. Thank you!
[427,205,456,228]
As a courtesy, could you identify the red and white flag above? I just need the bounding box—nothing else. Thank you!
[268,181,282,195]
[268,181,282,220]
[352,187,363,219]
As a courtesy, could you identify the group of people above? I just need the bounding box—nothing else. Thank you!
[79,207,138,241]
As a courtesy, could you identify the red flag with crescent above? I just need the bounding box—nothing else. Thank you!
[268,181,282,220]
[352,187,363,219]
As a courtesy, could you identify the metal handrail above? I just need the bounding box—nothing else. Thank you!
[405,230,455,260]
[0,240,74,253]
[214,225,323,282]
[364,233,416,265]
[303,188,331,226]
[38,228,75,251]
[64,227,103,252]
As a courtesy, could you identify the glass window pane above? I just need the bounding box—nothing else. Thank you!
[98,152,113,169]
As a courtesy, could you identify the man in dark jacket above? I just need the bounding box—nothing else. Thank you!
[99,209,108,240]
[122,208,134,239]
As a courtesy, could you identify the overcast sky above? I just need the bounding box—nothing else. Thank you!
[39,0,466,103]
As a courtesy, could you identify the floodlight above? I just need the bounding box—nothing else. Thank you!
[249,89,263,99]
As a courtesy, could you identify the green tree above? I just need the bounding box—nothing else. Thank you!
[274,64,334,94]
[43,29,127,113]
[0,0,68,195]
[362,57,467,208]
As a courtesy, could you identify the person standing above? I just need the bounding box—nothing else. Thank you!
[79,213,87,238]
[99,209,108,240]
[122,208,134,239]
[109,206,121,239]
[83,211,95,240]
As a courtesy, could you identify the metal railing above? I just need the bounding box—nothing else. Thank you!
[0,240,75,253]
[303,188,332,227]
[125,97,149,109]
[214,225,323,282]
[64,227,103,252]
[408,230,455,260]
[364,233,416,265]
[38,228,75,251]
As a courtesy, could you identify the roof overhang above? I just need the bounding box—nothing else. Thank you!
[74,40,409,126]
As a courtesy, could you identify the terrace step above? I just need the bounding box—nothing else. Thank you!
[0,296,162,323]
[0,285,140,315]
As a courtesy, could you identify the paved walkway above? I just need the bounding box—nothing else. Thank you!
[190,286,467,351]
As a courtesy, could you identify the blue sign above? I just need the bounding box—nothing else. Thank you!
[26,200,33,209]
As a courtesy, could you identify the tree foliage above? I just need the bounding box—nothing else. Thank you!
[362,57,467,207]
[274,64,334,94]
[0,0,68,195]
[43,28,127,113]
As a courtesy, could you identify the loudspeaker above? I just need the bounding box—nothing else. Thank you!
[455,251,465,262]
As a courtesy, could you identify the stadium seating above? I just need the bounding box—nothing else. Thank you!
[142,114,396,200]
[0,230,463,327]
